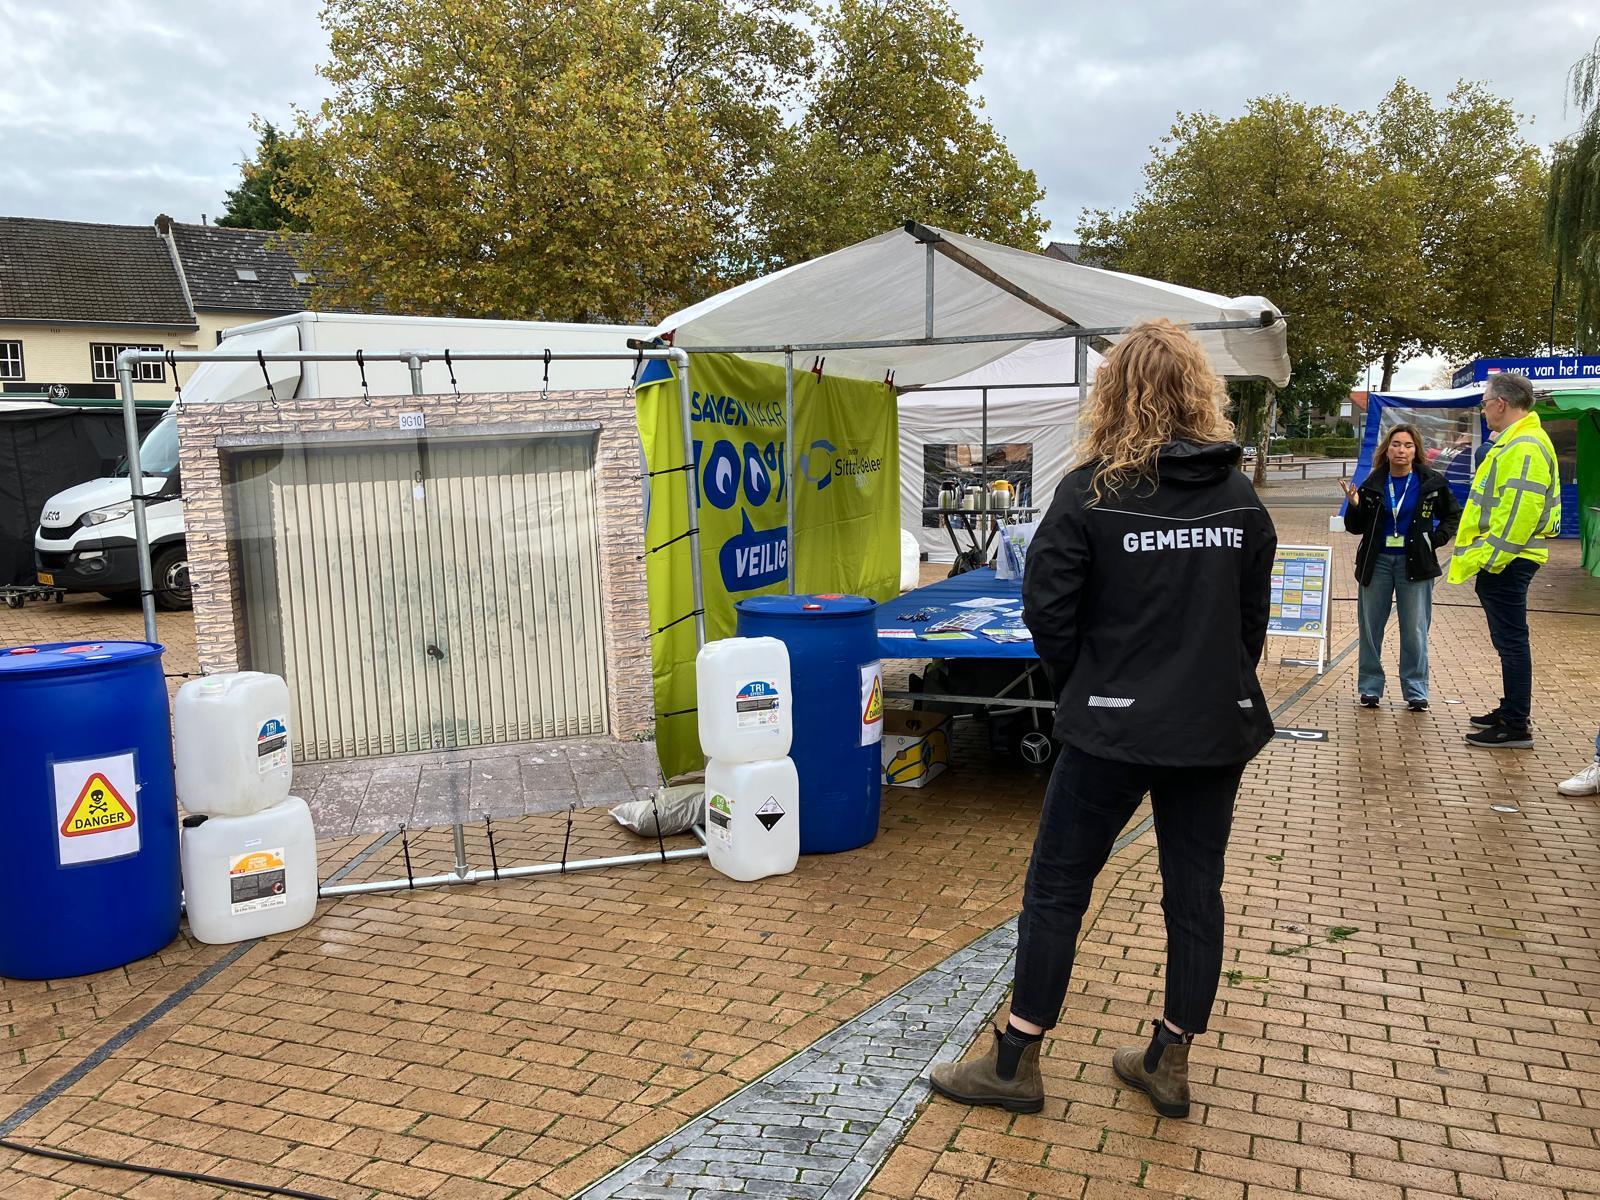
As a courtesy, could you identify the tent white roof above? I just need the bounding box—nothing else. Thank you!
[652,225,1291,388]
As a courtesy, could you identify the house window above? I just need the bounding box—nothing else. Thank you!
[0,340,22,380]
[90,343,165,383]
[235,268,259,282]
[292,270,312,285]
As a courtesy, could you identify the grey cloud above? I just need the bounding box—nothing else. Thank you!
[0,0,328,225]
[955,0,1599,237]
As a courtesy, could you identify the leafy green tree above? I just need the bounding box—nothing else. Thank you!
[748,0,1048,271]
[217,121,310,232]
[1370,80,1555,386]
[285,0,813,320]
[1274,358,1353,438]
[1547,37,1600,351]
[1079,96,1400,412]
[281,0,1043,320]
[1081,82,1561,411]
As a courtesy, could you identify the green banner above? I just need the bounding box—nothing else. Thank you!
[637,353,900,778]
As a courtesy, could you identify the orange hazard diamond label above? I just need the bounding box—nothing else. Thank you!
[60,773,136,837]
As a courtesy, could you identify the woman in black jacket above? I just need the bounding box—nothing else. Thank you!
[1339,424,1461,711]
[929,319,1276,1121]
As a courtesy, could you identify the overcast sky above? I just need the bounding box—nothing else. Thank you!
[3,0,1595,386]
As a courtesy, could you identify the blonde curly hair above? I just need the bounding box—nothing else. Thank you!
[1077,318,1235,504]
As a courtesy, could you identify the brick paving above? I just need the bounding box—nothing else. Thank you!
[1,500,1598,1200]
[859,508,1600,1200]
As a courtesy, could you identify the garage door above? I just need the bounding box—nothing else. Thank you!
[230,431,608,761]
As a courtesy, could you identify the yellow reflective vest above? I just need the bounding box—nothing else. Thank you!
[1447,411,1561,583]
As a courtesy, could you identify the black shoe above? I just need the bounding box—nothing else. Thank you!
[1465,724,1534,749]
[1359,694,1380,708]
[1469,711,1502,729]
[1407,699,1429,712]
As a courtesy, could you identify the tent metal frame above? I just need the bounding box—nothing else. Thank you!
[114,345,708,893]
[118,232,1284,702]
[115,345,696,645]
[663,221,1280,604]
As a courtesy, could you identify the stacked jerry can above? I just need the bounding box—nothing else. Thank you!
[174,673,318,944]
[695,637,800,882]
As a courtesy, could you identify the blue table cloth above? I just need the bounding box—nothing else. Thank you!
[875,568,1035,659]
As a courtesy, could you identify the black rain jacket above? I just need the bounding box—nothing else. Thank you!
[1022,441,1277,767]
[1343,463,1461,586]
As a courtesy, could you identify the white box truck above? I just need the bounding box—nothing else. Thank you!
[33,311,653,609]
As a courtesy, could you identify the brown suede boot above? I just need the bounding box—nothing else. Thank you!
[928,1027,1044,1113]
[1112,1033,1191,1118]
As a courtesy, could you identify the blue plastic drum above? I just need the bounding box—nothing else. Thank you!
[736,595,883,853]
[0,642,180,979]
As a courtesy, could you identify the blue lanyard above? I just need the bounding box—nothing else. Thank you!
[1386,473,1412,530]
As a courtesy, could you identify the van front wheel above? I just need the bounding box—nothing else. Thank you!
[151,545,192,611]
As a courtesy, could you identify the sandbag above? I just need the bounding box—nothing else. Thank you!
[611,774,704,838]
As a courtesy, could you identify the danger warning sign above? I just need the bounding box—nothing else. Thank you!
[755,796,785,831]
[60,773,136,836]
[864,676,883,724]
[53,752,141,865]
[859,661,884,747]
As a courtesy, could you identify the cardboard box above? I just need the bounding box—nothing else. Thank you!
[881,709,950,789]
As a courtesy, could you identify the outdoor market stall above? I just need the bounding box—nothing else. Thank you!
[636,222,1292,775]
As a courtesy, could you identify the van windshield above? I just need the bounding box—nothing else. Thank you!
[115,415,179,477]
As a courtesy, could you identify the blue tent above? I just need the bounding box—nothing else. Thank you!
[1352,388,1594,571]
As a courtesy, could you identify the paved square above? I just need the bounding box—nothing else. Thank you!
[2,500,1597,1200]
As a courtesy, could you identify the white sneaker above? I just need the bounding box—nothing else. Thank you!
[1557,758,1600,797]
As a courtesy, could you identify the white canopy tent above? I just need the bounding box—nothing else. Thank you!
[649,222,1292,623]
[655,224,1290,387]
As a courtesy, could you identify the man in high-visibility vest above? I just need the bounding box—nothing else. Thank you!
[1448,372,1561,748]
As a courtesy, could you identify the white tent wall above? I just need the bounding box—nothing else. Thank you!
[898,339,1102,562]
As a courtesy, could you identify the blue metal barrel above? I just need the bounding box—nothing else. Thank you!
[735,595,882,853]
[0,642,180,979]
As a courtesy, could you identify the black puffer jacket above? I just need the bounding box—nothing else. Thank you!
[1022,442,1277,768]
[1343,464,1461,586]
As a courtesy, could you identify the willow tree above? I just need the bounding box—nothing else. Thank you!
[1547,37,1600,351]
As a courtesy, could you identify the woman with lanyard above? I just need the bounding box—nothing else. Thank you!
[1340,424,1461,710]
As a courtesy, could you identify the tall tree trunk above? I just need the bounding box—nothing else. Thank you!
[1254,386,1275,489]
[1379,349,1398,392]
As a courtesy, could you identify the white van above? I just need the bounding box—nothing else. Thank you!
[33,312,652,608]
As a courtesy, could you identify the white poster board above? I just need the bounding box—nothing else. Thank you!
[1267,544,1332,674]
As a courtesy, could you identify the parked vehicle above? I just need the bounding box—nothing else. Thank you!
[33,312,652,609]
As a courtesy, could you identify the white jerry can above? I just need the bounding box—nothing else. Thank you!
[174,672,292,818]
[704,757,800,882]
[180,796,319,944]
[695,637,793,762]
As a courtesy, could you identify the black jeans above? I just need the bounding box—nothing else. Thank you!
[1474,557,1540,726]
[1011,748,1243,1035]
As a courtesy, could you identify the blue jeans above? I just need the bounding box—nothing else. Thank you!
[1357,555,1433,701]
[1474,558,1539,726]
[1012,748,1243,1035]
